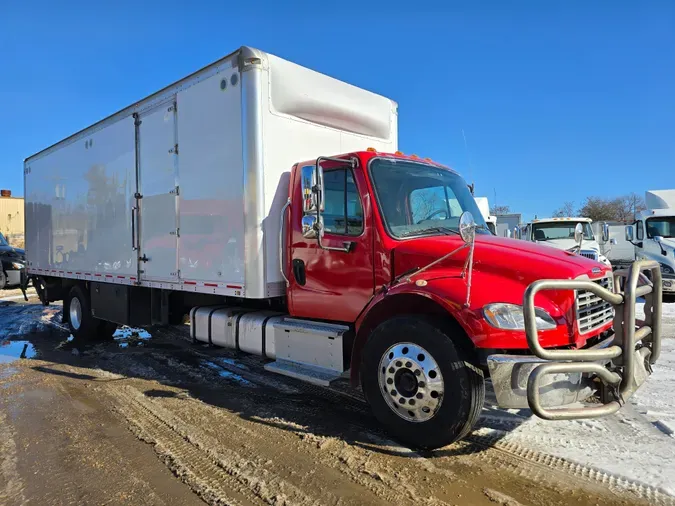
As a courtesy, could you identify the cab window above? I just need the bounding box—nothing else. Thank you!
[322,169,364,236]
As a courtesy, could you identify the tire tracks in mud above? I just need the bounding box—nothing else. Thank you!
[108,384,326,506]
[0,410,25,505]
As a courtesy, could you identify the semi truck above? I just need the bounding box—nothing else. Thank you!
[520,217,613,268]
[24,46,663,449]
[625,190,675,294]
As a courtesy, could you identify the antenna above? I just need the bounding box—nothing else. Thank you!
[462,129,473,186]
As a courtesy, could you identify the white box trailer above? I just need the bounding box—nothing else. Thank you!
[25,46,398,299]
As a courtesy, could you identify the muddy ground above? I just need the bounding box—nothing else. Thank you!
[1,296,673,506]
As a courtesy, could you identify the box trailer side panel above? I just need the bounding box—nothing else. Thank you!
[259,53,398,295]
[176,60,244,286]
[26,116,137,278]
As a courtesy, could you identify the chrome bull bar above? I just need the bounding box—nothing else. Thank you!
[523,259,663,420]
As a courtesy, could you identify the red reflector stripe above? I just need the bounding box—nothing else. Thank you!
[117,275,125,279]
[184,281,197,285]
[226,285,242,289]
[204,283,218,287]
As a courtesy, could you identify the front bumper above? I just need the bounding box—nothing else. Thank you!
[4,268,23,287]
[487,260,662,420]
[662,276,675,293]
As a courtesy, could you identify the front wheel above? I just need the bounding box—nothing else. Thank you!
[361,316,484,449]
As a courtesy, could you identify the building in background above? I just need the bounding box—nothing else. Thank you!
[496,213,521,238]
[0,189,24,248]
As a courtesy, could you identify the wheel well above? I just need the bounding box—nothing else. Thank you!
[350,293,476,387]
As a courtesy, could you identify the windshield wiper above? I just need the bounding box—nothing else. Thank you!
[399,226,460,238]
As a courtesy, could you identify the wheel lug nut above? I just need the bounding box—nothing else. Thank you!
[395,361,402,367]
[418,381,425,388]
[405,361,412,368]
[399,397,406,404]
[416,393,423,399]
[386,378,393,385]
[388,367,395,374]
[390,390,397,396]
[414,370,421,376]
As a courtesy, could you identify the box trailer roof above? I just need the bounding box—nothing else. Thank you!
[26,46,398,163]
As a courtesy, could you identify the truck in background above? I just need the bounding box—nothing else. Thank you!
[473,197,497,234]
[520,217,612,268]
[24,46,663,449]
[625,190,675,295]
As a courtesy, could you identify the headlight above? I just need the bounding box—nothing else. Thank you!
[11,262,24,270]
[661,263,675,275]
[483,303,557,330]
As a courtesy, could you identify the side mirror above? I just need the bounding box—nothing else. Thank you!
[512,227,521,240]
[625,226,634,242]
[301,165,324,214]
[301,215,324,240]
[610,238,617,245]
[574,223,584,246]
[654,235,664,243]
[602,222,610,243]
[458,212,476,244]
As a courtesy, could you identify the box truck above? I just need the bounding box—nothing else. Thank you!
[24,46,663,449]
[473,197,497,235]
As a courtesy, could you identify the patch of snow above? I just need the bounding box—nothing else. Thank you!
[114,327,151,340]
[482,301,675,496]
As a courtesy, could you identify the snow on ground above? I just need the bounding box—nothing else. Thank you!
[483,302,675,496]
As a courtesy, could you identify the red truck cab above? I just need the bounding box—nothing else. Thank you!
[282,149,662,448]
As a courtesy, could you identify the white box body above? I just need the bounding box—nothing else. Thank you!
[24,46,398,299]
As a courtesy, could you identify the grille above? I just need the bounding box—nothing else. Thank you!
[576,276,614,335]
[579,250,599,261]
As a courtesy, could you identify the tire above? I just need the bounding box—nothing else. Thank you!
[0,270,6,290]
[66,285,117,341]
[360,316,484,449]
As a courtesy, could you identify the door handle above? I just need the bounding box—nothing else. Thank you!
[131,206,138,250]
[292,259,306,286]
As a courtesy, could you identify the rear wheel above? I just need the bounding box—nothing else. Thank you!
[361,316,484,449]
[67,285,116,340]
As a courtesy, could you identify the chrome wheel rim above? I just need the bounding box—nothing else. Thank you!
[69,296,82,331]
[378,343,444,422]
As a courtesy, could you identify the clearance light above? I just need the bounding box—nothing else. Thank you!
[395,151,404,156]
[410,154,419,159]
[367,147,376,152]
[424,157,432,161]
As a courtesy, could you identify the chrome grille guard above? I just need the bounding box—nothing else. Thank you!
[523,260,662,420]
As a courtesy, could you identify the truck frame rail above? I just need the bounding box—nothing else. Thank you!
[523,259,662,420]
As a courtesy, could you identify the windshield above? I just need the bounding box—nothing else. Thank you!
[646,217,675,238]
[531,222,594,241]
[0,233,7,247]
[369,158,489,239]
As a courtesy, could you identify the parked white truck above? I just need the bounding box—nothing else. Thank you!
[473,197,497,234]
[520,217,612,267]
[625,190,675,294]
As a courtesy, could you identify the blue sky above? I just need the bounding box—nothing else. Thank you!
[1,1,673,221]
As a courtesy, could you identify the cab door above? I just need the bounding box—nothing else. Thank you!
[288,164,374,322]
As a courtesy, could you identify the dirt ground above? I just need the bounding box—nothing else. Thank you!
[1,297,673,506]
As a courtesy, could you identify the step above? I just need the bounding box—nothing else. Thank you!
[264,359,343,387]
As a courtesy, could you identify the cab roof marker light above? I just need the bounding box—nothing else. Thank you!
[395,151,404,156]
[367,147,376,152]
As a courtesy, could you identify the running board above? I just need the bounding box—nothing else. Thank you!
[264,360,342,387]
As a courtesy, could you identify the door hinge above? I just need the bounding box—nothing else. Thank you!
[134,192,143,199]
[168,104,176,113]
[170,228,180,237]
[133,113,142,126]
[169,144,179,155]
[169,186,180,196]
[170,270,181,277]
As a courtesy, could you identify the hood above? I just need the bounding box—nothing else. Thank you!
[0,245,25,259]
[658,238,675,251]
[392,234,610,286]
[533,238,599,253]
